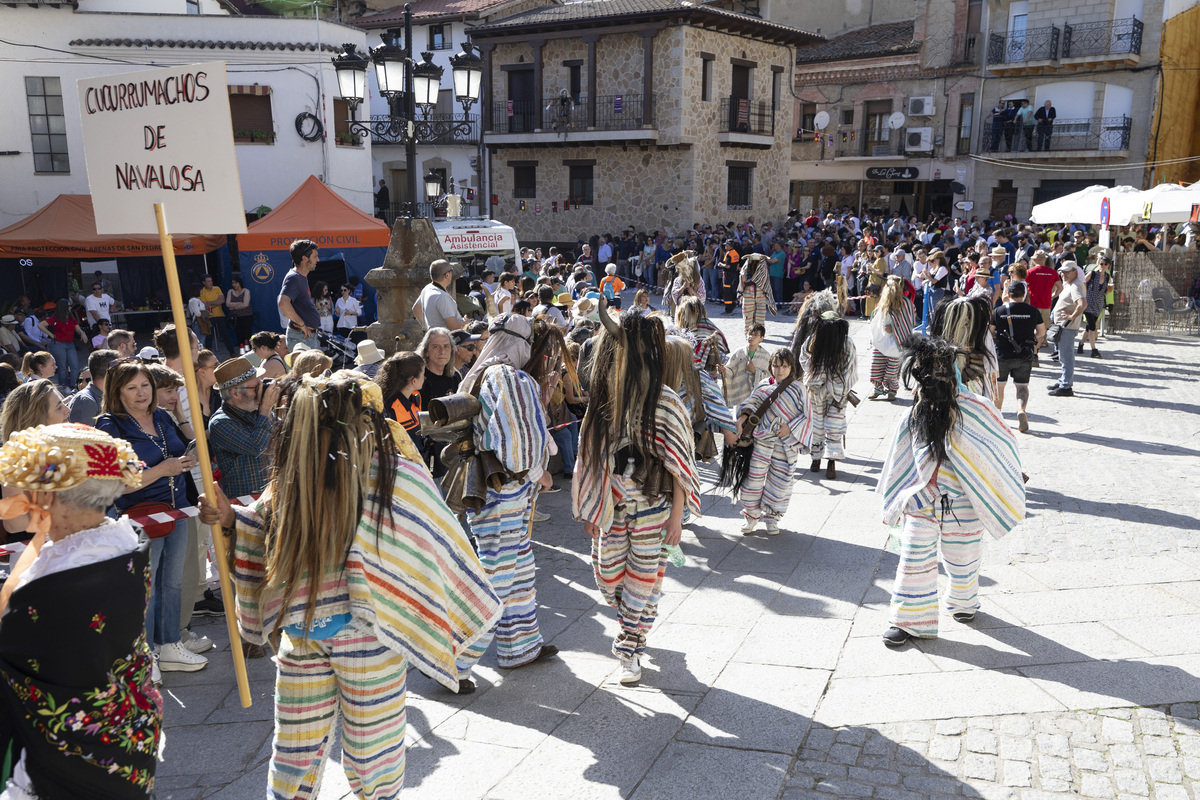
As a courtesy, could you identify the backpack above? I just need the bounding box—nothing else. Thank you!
[602,277,616,301]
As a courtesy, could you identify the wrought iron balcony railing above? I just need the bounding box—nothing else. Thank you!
[987,25,1061,64]
[362,113,479,146]
[489,93,653,134]
[1063,17,1144,57]
[979,115,1131,154]
[719,97,775,136]
[835,130,910,158]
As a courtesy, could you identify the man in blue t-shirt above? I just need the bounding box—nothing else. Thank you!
[278,239,322,349]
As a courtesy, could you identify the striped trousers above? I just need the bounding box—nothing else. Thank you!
[888,498,984,637]
[743,284,767,339]
[870,350,901,393]
[593,483,671,659]
[739,437,798,521]
[809,394,847,461]
[271,623,408,800]
[459,479,544,676]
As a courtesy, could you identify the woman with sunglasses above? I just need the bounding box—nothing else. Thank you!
[335,284,363,335]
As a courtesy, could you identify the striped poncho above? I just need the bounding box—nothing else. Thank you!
[801,337,858,404]
[877,389,1025,540]
[572,386,703,532]
[474,364,550,478]
[872,297,918,353]
[232,455,503,692]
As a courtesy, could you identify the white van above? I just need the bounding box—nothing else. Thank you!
[432,218,522,273]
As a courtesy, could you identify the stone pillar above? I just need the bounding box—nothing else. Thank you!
[365,216,447,356]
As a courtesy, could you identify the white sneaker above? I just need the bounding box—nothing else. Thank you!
[740,516,757,535]
[618,656,642,685]
[181,628,215,654]
[151,655,162,684]
[764,519,780,535]
[531,510,551,523]
[158,641,208,672]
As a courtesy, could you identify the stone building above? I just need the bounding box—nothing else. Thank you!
[971,0,1164,219]
[775,0,1172,220]
[467,0,821,247]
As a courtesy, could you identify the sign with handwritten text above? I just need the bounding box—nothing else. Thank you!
[77,61,246,234]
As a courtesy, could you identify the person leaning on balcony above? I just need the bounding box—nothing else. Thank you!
[1015,99,1035,152]
[1034,100,1056,151]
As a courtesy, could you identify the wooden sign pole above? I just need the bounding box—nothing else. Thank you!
[154,203,252,708]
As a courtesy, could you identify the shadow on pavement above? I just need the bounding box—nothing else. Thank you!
[1026,486,1200,530]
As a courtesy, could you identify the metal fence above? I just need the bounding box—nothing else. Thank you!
[835,130,908,158]
[366,113,479,146]
[383,202,479,225]
[1111,251,1200,334]
[987,25,1060,64]
[978,116,1131,153]
[489,93,652,134]
[720,97,775,135]
[1063,16,1144,57]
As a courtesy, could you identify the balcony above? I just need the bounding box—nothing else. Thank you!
[366,113,479,146]
[921,32,984,71]
[486,93,657,145]
[1062,17,1143,69]
[978,115,1131,159]
[718,97,775,147]
[986,26,1060,75]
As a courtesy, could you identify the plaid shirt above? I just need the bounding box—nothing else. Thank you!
[207,403,273,498]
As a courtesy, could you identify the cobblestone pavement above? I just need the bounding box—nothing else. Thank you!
[154,305,1200,800]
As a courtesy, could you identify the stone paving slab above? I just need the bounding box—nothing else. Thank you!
[152,319,1200,800]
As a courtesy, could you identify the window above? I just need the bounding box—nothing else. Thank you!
[333,99,359,144]
[772,71,782,111]
[569,164,593,205]
[568,65,582,104]
[800,103,817,133]
[701,56,714,102]
[957,92,975,155]
[513,164,536,198]
[727,165,752,208]
[25,77,69,174]
[863,99,892,148]
[428,24,450,50]
[229,92,275,142]
[840,108,854,126]
[186,0,199,12]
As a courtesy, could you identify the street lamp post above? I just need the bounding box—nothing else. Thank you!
[330,2,483,220]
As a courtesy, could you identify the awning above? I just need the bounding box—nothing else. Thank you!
[238,174,390,251]
[0,194,226,258]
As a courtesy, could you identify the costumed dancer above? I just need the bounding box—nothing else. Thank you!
[789,288,839,357]
[665,250,705,318]
[738,253,777,339]
[878,336,1025,648]
[799,305,857,480]
[573,307,701,685]
[674,297,737,450]
[199,373,501,800]
[869,275,918,401]
[928,295,999,403]
[453,314,563,688]
[719,349,810,536]
[0,424,159,799]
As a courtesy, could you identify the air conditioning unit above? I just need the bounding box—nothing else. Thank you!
[906,127,934,151]
[908,96,935,117]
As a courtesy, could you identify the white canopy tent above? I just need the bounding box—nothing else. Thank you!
[1030,182,1200,226]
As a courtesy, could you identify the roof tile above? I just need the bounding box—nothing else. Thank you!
[794,20,918,64]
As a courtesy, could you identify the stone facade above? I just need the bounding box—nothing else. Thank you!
[476,11,800,246]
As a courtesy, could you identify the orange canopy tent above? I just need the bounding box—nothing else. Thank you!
[236,176,389,332]
[0,194,226,258]
[238,175,390,251]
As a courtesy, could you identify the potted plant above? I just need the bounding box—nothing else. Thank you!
[234,129,253,143]
[251,129,275,143]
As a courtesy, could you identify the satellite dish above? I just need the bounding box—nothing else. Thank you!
[813,111,830,130]
[950,181,967,195]
[888,112,906,130]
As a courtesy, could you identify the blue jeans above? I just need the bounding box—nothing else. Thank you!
[551,420,577,476]
[1057,326,1078,387]
[147,517,189,647]
[771,275,784,306]
[703,267,720,300]
[285,326,321,351]
[48,339,78,388]
[209,315,237,356]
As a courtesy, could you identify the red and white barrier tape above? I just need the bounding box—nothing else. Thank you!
[126,494,260,528]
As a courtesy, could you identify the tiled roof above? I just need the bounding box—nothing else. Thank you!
[470,0,822,44]
[68,38,339,52]
[355,0,524,27]
[794,20,918,64]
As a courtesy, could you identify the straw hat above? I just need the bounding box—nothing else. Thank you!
[0,423,143,491]
[555,292,575,309]
[0,315,15,326]
[989,246,1009,259]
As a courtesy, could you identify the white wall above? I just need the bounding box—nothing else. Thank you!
[0,4,373,229]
